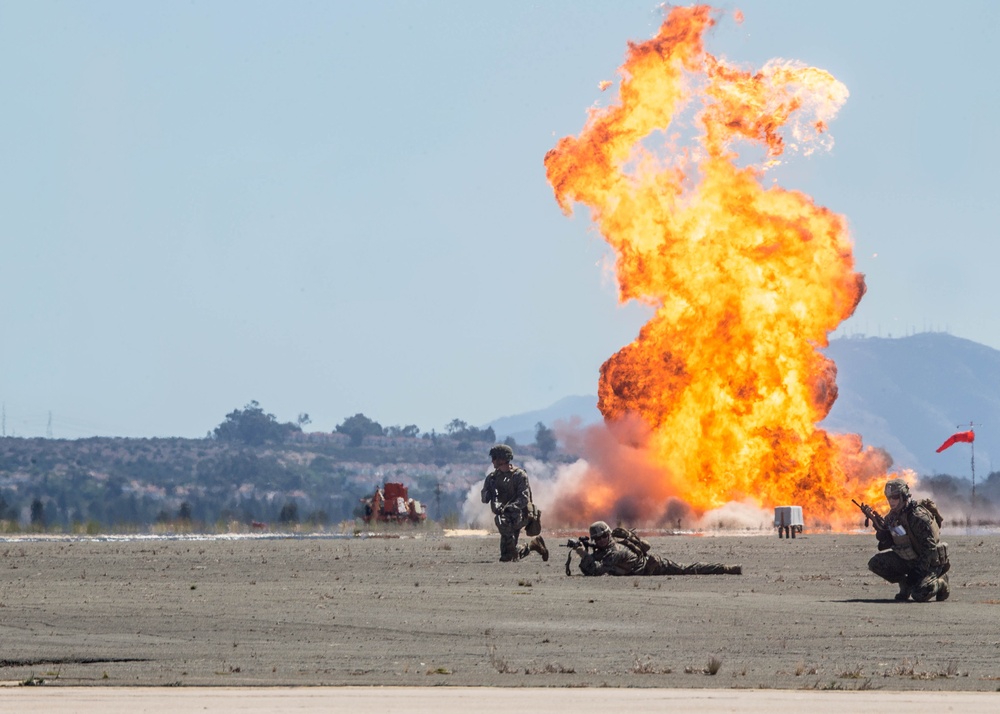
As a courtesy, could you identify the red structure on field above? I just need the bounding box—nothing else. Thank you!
[361,483,426,524]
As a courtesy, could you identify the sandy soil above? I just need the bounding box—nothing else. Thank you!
[1,530,998,692]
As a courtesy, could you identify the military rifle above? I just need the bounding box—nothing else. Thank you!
[852,499,887,531]
[561,536,594,576]
[562,536,593,550]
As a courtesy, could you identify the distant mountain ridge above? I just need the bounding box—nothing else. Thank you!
[487,333,999,478]
[487,395,602,446]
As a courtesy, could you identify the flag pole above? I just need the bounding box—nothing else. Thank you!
[969,420,976,523]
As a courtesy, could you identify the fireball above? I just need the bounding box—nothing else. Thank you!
[544,5,899,527]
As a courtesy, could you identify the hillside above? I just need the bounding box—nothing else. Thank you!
[822,333,1000,477]
[0,433,535,532]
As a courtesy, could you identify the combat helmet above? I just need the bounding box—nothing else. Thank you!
[589,521,612,539]
[489,444,514,462]
[884,478,911,500]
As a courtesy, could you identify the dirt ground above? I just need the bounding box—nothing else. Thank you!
[1,530,998,692]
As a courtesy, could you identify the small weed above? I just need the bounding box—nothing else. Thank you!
[684,658,721,676]
[488,644,513,674]
[539,663,575,674]
[19,675,45,686]
[839,665,864,679]
[631,656,656,674]
[892,658,916,677]
[426,667,451,675]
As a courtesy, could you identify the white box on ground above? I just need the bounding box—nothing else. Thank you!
[774,505,803,538]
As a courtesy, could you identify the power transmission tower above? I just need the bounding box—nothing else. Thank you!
[47,411,53,439]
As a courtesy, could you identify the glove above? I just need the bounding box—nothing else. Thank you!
[875,529,892,551]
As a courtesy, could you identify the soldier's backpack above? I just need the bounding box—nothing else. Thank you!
[912,498,949,571]
[611,527,650,556]
[917,498,944,528]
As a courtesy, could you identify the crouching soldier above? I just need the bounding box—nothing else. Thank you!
[867,478,950,602]
[570,521,742,576]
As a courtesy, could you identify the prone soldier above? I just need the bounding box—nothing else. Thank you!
[566,521,742,576]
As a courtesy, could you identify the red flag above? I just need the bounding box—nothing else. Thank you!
[935,430,975,453]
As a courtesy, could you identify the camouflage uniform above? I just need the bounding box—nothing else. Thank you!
[868,479,950,602]
[481,446,546,562]
[578,526,741,576]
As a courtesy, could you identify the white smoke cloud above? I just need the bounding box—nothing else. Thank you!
[694,501,773,532]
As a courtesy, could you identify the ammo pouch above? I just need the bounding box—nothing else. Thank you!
[936,542,949,569]
[525,503,542,537]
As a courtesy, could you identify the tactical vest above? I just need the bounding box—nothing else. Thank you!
[890,527,918,561]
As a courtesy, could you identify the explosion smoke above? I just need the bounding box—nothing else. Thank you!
[544,5,903,528]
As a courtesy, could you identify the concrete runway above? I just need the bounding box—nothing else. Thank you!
[4,686,1000,713]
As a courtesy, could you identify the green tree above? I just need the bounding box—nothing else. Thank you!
[0,494,16,521]
[445,419,495,443]
[386,424,420,438]
[30,498,45,529]
[279,501,299,524]
[535,422,557,461]
[305,509,328,526]
[213,401,301,446]
[335,413,385,446]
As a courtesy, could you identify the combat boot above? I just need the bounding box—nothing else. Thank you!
[894,582,911,601]
[529,536,549,562]
[936,573,950,601]
[725,565,742,575]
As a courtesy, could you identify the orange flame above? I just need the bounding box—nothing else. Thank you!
[544,6,902,528]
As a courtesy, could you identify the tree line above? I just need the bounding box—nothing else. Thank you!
[0,401,562,533]
[213,401,557,457]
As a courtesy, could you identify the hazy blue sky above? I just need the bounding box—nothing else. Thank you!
[3,2,999,439]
